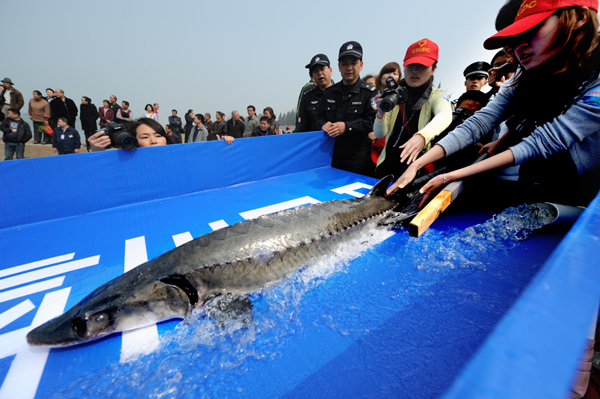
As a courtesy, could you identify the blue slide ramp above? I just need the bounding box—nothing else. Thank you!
[0,132,595,398]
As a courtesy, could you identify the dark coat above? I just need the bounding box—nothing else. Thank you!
[226,118,245,138]
[50,97,78,126]
[0,118,32,143]
[98,107,114,127]
[80,103,99,132]
[52,126,81,153]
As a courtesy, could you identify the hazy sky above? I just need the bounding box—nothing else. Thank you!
[3,0,509,124]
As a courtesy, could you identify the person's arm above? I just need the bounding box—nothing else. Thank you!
[387,144,447,195]
[417,150,515,205]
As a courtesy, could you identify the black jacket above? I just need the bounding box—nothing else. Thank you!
[80,103,99,132]
[52,126,81,153]
[0,118,32,143]
[315,78,377,173]
[50,97,78,125]
[226,118,245,138]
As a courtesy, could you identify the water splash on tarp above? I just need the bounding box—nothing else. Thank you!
[47,204,559,399]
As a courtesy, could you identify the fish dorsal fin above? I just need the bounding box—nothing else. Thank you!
[365,175,394,198]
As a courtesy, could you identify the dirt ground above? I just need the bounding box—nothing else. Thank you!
[0,140,93,160]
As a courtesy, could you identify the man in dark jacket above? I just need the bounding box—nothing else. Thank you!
[80,97,99,151]
[50,89,78,130]
[226,110,245,139]
[315,41,377,174]
[1,78,24,121]
[0,108,32,160]
[210,111,227,141]
[52,117,81,155]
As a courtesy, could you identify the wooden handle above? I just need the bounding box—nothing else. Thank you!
[409,191,453,237]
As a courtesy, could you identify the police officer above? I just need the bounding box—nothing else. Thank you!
[295,54,334,133]
[463,61,492,92]
[315,41,377,174]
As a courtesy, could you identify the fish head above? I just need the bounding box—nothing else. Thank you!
[27,278,194,347]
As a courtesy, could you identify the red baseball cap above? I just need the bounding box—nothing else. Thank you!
[404,38,439,67]
[484,0,599,49]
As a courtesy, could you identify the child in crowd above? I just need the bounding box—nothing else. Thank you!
[372,38,452,179]
[389,0,600,209]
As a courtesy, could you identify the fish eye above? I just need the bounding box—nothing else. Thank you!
[71,317,87,338]
[95,314,105,322]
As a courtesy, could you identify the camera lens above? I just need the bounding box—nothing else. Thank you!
[119,135,138,151]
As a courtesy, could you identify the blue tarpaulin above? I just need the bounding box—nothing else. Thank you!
[0,132,596,399]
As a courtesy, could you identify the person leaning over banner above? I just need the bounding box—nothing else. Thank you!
[372,38,452,179]
[0,108,32,160]
[52,117,81,155]
[88,118,170,151]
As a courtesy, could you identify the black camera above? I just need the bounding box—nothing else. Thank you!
[496,61,515,78]
[453,107,475,123]
[101,122,138,151]
[380,77,407,113]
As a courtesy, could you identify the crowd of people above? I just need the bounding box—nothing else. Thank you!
[0,82,287,156]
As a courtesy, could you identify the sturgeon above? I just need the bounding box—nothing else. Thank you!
[27,176,399,347]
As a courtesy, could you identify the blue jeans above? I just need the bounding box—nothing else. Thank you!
[4,143,24,160]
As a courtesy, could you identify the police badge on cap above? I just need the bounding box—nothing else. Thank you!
[463,61,492,79]
[305,54,331,69]
[338,41,363,60]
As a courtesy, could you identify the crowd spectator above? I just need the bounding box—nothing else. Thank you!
[28,90,51,144]
[226,110,245,138]
[315,41,377,174]
[88,118,169,151]
[244,105,259,137]
[99,100,114,128]
[116,101,132,127]
[80,96,99,150]
[463,61,492,92]
[252,116,275,136]
[363,74,376,87]
[212,111,227,140]
[52,117,81,155]
[109,95,121,120]
[487,49,517,99]
[296,53,334,133]
[50,89,78,129]
[184,109,194,143]
[153,103,160,121]
[45,88,55,102]
[1,108,32,160]
[263,107,279,134]
[143,104,158,121]
[165,124,182,144]
[1,78,24,121]
[45,89,57,129]
[189,113,209,142]
[168,110,183,138]
[204,113,214,136]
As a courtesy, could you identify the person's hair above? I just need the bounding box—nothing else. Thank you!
[58,117,69,124]
[33,90,43,97]
[259,116,270,123]
[375,62,401,90]
[456,90,490,109]
[55,88,64,94]
[7,108,20,116]
[363,74,374,81]
[172,109,177,113]
[46,88,54,94]
[153,103,159,107]
[194,114,205,124]
[217,111,225,117]
[496,0,522,32]
[82,96,92,103]
[110,95,117,101]
[247,105,256,112]
[103,100,110,107]
[130,118,167,139]
[165,124,172,131]
[491,49,508,66]
[231,110,238,116]
[187,109,193,114]
[145,104,154,112]
[263,106,275,119]
[122,101,129,106]
[205,112,211,118]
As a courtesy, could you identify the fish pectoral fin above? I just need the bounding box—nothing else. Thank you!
[204,292,253,328]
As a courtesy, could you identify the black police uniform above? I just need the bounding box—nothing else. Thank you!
[315,78,377,174]
[296,82,334,133]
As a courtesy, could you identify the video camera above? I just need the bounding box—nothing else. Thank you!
[100,122,138,151]
[379,77,408,113]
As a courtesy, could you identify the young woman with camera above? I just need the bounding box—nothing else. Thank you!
[88,118,169,151]
[372,38,452,179]
[389,0,600,208]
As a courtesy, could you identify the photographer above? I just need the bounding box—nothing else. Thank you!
[372,38,452,179]
[88,118,169,151]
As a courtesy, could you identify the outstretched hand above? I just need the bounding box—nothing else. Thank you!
[417,174,447,208]
[386,164,418,196]
[399,135,425,165]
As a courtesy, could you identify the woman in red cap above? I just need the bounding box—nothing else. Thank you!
[372,38,452,179]
[389,0,600,208]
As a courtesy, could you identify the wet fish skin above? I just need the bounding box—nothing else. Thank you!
[26,176,397,347]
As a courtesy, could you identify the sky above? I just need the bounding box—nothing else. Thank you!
[3,0,509,125]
